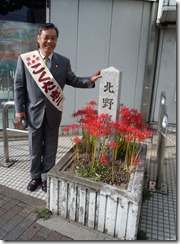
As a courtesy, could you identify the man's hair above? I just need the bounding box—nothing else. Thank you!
[38,23,59,37]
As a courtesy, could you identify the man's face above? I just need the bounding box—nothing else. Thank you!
[37,28,58,57]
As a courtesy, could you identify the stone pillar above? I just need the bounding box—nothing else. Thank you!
[98,66,122,121]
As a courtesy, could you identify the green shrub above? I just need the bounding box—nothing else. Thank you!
[142,187,153,201]
[36,206,52,220]
[137,229,148,240]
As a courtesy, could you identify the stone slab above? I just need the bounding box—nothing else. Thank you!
[37,215,118,241]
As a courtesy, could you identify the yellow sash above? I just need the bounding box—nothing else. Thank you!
[21,50,64,111]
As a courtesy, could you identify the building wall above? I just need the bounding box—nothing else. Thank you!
[50,0,176,126]
[151,28,176,124]
[50,0,152,125]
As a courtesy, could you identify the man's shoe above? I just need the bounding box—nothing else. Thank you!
[27,179,41,192]
[42,180,47,192]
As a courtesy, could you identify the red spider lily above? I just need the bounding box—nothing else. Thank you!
[72,137,81,145]
[101,127,111,135]
[83,116,97,124]
[88,128,101,137]
[98,113,110,120]
[119,106,144,129]
[66,100,153,184]
[99,156,109,164]
[109,121,118,129]
[134,158,140,165]
[70,124,79,130]
[63,126,71,132]
[125,127,153,142]
[109,141,118,148]
[72,109,85,117]
[87,100,97,106]
[84,106,97,115]
[125,135,134,142]
[117,121,128,134]
[142,129,153,139]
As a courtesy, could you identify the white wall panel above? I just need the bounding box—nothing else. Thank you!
[109,0,150,108]
[51,0,79,125]
[151,28,176,124]
[50,0,164,126]
[75,0,112,111]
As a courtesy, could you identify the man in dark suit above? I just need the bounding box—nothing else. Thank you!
[14,23,101,192]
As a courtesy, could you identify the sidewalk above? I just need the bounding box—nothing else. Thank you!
[0,186,72,241]
[0,129,177,240]
[138,130,176,240]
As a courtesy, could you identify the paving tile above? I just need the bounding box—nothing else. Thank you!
[4,214,44,241]
[158,227,164,232]
[0,193,4,199]
[17,202,27,208]
[3,224,27,241]
[18,223,42,240]
[152,234,158,239]
[26,212,38,221]
[1,205,23,220]
[31,234,46,240]
[0,199,6,207]
[0,229,7,240]
[46,231,63,240]
[3,196,11,201]
[0,207,7,217]
[170,234,176,240]
[1,215,23,232]
[37,226,52,238]
[19,205,36,217]
[60,235,73,240]
[18,215,36,229]
[0,217,8,228]
[2,198,19,210]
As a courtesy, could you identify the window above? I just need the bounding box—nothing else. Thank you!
[0,0,46,23]
[0,0,47,129]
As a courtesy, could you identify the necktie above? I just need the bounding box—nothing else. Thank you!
[43,57,49,65]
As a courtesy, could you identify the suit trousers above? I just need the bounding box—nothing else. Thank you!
[28,113,59,181]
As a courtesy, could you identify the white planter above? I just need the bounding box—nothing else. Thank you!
[47,145,146,240]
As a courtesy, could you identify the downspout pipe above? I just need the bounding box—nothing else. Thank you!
[141,1,159,122]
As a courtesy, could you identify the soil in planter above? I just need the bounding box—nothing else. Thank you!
[66,153,131,189]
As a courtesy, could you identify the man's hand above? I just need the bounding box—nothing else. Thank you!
[90,70,102,83]
[15,112,26,121]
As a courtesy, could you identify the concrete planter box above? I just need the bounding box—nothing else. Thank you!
[47,145,147,240]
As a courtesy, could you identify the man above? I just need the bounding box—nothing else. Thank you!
[14,23,101,192]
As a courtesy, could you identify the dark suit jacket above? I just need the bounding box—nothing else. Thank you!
[14,51,95,129]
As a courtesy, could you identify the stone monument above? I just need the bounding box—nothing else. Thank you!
[98,66,122,121]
